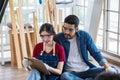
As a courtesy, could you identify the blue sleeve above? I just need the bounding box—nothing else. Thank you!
[86,32,107,65]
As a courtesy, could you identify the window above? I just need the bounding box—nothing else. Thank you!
[97,0,120,55]
[73,0,88,29]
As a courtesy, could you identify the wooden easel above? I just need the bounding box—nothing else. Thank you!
[8,0,63,68]
[33,12,40,44]
[25,26,33,57]
[9,0,35,68]
[58,9,62,32]
[16,8,28,59]
[44,0,63,33]
[44,0,57,32]
[9,0,23,68]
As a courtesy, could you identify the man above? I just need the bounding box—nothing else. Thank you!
[54,15,117,80]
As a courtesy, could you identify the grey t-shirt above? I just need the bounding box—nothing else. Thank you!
[65,36,89,72]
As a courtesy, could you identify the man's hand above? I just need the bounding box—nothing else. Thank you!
[105,66,117,73]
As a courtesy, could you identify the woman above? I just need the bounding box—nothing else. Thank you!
[25,23,65,80]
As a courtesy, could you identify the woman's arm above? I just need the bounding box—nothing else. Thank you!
[47,62,64,75]
[46,42,65,75]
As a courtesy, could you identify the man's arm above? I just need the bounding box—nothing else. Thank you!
[85,32,117,73]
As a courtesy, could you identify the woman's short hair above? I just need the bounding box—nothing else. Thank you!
[39,23,56,35]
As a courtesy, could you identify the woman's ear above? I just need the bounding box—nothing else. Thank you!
[62,27,63,32]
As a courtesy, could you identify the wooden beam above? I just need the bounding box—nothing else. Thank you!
[53,0,57,33]
[9,30,16,66]
[33,12,40,44]
[9,0,22,68]
[58,9,62,32]
[49,0,53,24]
[45,0,50,22]
[25,27,33,57]
[16,8,28,58]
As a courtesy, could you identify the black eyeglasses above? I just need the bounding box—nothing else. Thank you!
[40,34,52,38]
[63,26,75,32]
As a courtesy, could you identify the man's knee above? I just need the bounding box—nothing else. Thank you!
[61,72,71,80]
[61,72,84,80]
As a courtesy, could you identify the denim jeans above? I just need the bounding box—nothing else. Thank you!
[27,53,59,80]
[26,69,59,80]
[26,69,41,80]
[61,67,105,80]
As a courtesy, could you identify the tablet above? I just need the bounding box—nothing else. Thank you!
[24,57,50,75]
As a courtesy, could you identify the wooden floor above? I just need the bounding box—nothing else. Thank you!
[0,62,119,80]
[0,62,28,80]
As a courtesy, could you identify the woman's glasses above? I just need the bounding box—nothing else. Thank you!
[40,34,52,38]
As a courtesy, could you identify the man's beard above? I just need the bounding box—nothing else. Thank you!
[64,34,73,39]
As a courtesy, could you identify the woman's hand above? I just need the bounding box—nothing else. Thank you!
[22,59,32,70]
[44,63,50,70]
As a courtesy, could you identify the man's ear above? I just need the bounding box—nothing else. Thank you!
[75,27,79,32]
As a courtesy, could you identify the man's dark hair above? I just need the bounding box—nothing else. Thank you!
[64,15,79,28]
[39,23,56,35]
[95,72,120,80]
